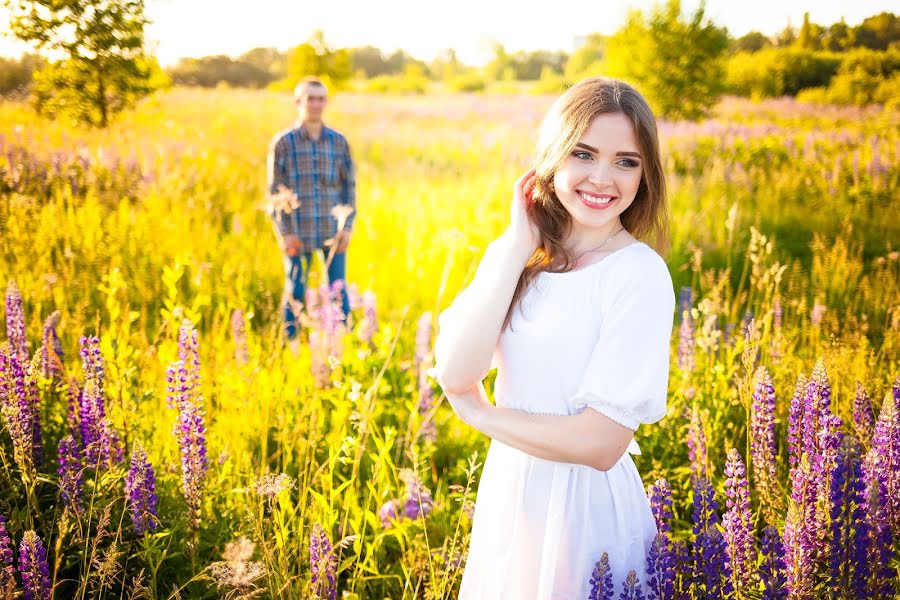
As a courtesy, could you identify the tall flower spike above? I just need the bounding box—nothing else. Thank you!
[5,280,27,362]
[588,551,614,600]
[759,526,787,599]
[78,335,121,466]
[787,373,808,470]
[359,290,377,345]
[124,441,159,536]
[784,454,816,598]
[687,407,711,482]
[0,513,15,592]
[647,479,674,599]
[399,468,433,520]
[723,449,756,595]
[619,570,645,600]
[750,366,783,520]
[827,442,869,597]
[166,319,208,534]
[309,523,336,600]
[0,348,40,474]
[18,530,51,600]
[40,310,64,379]
[851,382,875,443]
[57,435,83,513]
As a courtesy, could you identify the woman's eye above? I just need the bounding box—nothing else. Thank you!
[617,159,639,168]
[573,151,592,160]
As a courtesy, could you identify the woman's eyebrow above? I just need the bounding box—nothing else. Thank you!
[574,142,641,158]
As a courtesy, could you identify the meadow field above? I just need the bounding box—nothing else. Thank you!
[0,87,898,598]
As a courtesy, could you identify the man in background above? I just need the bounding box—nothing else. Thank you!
[267,76,355,343]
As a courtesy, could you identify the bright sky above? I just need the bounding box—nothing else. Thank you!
[0,0,893,65]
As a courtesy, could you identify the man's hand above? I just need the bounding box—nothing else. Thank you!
[281,233,303,257]
[325,229,352,254]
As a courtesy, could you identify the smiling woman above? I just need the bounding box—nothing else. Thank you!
[431,77,675,598]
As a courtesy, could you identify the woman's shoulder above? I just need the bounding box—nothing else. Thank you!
[603,241,674,300]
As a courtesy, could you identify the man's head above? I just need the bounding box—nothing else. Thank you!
[294,77,328,123]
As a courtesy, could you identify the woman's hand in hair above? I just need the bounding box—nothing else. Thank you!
[507,169,541,254]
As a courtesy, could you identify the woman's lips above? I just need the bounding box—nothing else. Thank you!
[577,191,617,211]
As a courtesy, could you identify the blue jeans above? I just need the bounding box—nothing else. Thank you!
[283,247,351,340]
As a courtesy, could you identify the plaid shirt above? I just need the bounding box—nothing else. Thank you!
[267,123,356,250]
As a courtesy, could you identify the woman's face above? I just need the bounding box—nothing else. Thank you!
[552,112,643,242]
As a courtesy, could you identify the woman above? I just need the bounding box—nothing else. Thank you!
[431,77,675,598]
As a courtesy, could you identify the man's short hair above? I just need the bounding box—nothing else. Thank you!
[294,77,327,98]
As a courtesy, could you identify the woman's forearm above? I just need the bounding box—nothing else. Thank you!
[474,403,634,471]
[433,232,532,394]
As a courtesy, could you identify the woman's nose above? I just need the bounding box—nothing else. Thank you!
[587,163,614,186]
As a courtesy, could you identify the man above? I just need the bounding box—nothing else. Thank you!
[267,77,355,341]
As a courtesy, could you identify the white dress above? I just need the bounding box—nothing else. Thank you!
[434,240,676,600]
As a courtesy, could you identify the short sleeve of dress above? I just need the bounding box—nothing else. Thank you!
[568,249,676,430]
[433,243,502,376]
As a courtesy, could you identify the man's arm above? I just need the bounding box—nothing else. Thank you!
[267,135,296,237]
[340,136,356,231]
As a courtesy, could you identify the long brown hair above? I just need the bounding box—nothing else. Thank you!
[502,76,670,332]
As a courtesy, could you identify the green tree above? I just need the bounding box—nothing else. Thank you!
[565,34,606,79]
[602,0,728,120]
[822,20,856,51]
[853,12,900,51]
[796,13,823,50]
[282,30,352,90]
[4,0,162,126]
[730,31,771,53]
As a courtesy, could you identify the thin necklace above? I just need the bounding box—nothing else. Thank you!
[572,226,626,263]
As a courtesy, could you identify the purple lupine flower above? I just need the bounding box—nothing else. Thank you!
[588,552,614,600]
[358,290,377,345]
[750,367,782,518]
[78,336,121,466]
[759,526,787,599]
[5,280,27,362]
[646,479,674,599]
[57,435,83,512]
[828,442,870,597]
[648,479,673,534]
[124,441,158,536]
[723,449,755,594]
[800,360,831,464]
[0,513,15,592]
[787,373,808,470]
[695,528,730,599]
[18,530,51,600]
[231,309,249,366]
[40,311,63,379]
[784,454,816,598]
[772,296,783,330]
[861,452,895,598]
[0,349,41,473]
[691,475,730,597]
[400,468,433,520]
[851,382,875,443]
[677,304,695,373]
[346,283,361,312]
[810,303,826,326]
[686,406,710,480]
[309,523,336,599]
[166,319,209,533]
[862,381,899,591]
[619,570,645,600]
[378,499,400,528]
[691,475,719,536]
[670,539,691,600]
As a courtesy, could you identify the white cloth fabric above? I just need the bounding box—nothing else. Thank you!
[434,240,676,599]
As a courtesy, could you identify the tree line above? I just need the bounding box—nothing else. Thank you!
[1,0,897,126]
